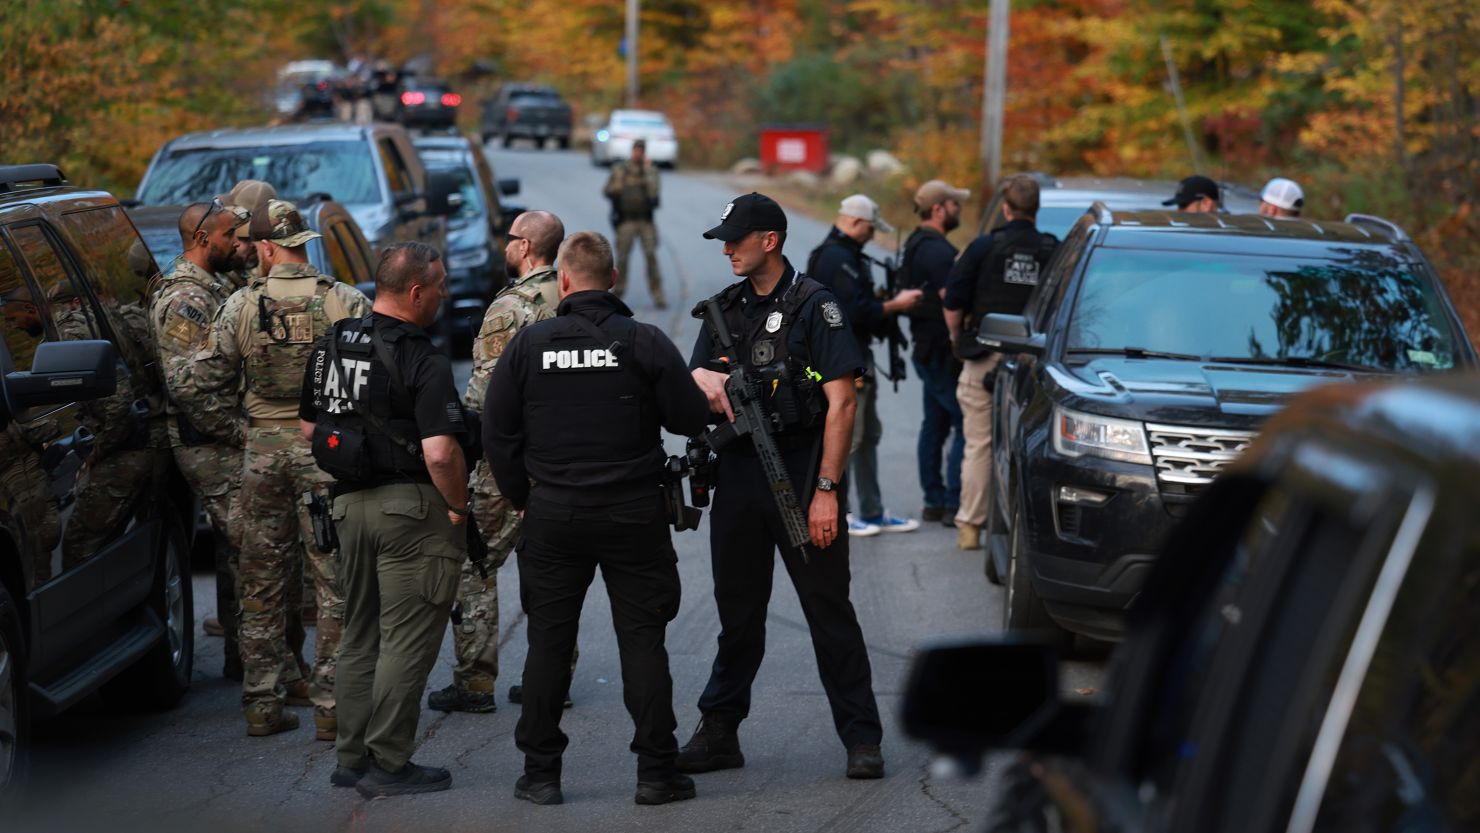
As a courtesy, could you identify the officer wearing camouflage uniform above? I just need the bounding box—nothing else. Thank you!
[219,180,277,290]
[603,140,665,308]
[427,210,569,714]
[149,201,252,679]
[184,199,371,738]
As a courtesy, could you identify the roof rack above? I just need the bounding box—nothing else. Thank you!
[1343,213,1410,242]
[0,164,68,194]
[1089,199,1114,224]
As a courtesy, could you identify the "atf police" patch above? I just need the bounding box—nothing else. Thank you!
[821,300,845,329]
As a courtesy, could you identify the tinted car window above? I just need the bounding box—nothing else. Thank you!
[0,243,45,372]
[139,141,381,205]
[9,225,99,341]
[321,219,354,282]
[421,158,483,223]
[59,206,156,369]
[1308,525,1480,832]
[1034,206,1096,240]
[1065,248,1462,373]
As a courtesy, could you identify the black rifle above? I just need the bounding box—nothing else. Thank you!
[694,299,813,561]
[865,244,909,391]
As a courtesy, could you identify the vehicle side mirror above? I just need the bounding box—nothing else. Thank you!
[901,638,1088,771]
[3,340,119,412]
[497,177,521,197]
[424,171,459,217]
[978,313,1044,356]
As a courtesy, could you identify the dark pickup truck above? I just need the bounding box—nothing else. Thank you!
[480,84,573,149]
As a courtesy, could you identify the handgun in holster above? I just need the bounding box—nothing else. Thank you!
[303,491,338,553]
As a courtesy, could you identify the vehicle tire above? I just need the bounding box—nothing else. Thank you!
[1004,506,1073,652]
[481,132,493,145]
[103,508,193,710]
[558,137,570,150]
[501,133,513,149]
[0,582,29,808]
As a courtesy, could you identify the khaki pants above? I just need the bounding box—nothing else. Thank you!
[613,219,663,304]
[954,355,1001,528]
[334,482,464,772]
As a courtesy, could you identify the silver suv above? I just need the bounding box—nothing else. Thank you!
[135,122,456,255]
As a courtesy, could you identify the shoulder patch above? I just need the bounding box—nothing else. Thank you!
[821,300,845,329]
[160,299,211,348]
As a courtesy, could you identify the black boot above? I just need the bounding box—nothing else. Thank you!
[427,684,497,714]
[354,760,452,798]
[635,773,696,805]
[329,764,366,787]
[514,774,564,805]
[845,744,884,779]
[675,716,744,773]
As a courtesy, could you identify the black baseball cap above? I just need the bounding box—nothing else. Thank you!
[1162,175,1221,208]
[703,192,788,241]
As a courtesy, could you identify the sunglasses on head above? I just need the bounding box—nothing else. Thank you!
[193,198,252,239]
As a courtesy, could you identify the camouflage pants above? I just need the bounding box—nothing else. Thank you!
[173,437,243,664]
[614,220,664,305]
[451,461,578,691]
[238,424,342,718]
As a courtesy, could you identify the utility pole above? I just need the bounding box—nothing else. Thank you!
[1160,34,1205,173]
[626,0,639,108]
[980,0,1010,194]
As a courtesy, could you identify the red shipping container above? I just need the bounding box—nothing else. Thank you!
[759,125,829,174]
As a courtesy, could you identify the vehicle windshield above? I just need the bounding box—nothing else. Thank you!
[420,156,483,222]
[138,140,381,206]
[1064,247,1462,373]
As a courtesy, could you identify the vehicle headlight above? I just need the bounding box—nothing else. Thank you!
[447,247,490,270]
[1052,406,1152,465]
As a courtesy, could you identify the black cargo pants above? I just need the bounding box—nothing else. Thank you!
[696,444,883,749]
[515,489,682,783]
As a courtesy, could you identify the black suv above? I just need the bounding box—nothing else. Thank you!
[904,374,1480,833]
[0,165,196,801]
[979,207,1475,645]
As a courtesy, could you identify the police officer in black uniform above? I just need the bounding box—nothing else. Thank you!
[299,242,472,797]
[482,231,710,807]
[678,192,886,780]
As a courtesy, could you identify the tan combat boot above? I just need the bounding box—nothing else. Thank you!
[314,712,337,742]
[246,710,300,737]
[285,678,313,707]
[956,522,982,551]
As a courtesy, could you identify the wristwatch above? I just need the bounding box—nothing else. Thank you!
[449,503,471,517]
[815,477,837,493]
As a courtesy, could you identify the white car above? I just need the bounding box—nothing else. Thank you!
[590,109,679,168]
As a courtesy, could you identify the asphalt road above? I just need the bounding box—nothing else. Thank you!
[17,145,1101,833]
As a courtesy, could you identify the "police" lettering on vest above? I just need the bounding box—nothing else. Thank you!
[540,348,620,371]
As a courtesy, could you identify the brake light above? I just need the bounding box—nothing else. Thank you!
[441,93,462,107]
[401,91,426,106]
[507,107,518,123]
[316,81,328,91]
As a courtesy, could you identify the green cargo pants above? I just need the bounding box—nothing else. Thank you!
[334,481,464,772]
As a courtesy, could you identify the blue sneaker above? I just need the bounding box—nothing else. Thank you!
[846,514,881,537]
[860,512,920,533]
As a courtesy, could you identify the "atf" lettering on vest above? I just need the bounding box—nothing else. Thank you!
[540,348,620,371]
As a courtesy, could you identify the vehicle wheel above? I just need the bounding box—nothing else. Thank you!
[558,137,570,150]
[103,508,193,710]
[1004,506,1073,652]
[481,132,493,145]
[501,133,512,149]
[0,582,30,807]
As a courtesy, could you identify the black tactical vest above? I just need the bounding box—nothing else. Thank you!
[711,274,828,433]
[900,229,944,323]
[521,312,661,476]
[959,226,1058,359]
[309,316,430,484]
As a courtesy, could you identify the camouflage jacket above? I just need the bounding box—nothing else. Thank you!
[150,257,243,446]
[463,265,560,414]
[185,262,370,421]
[603,160,660,221]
